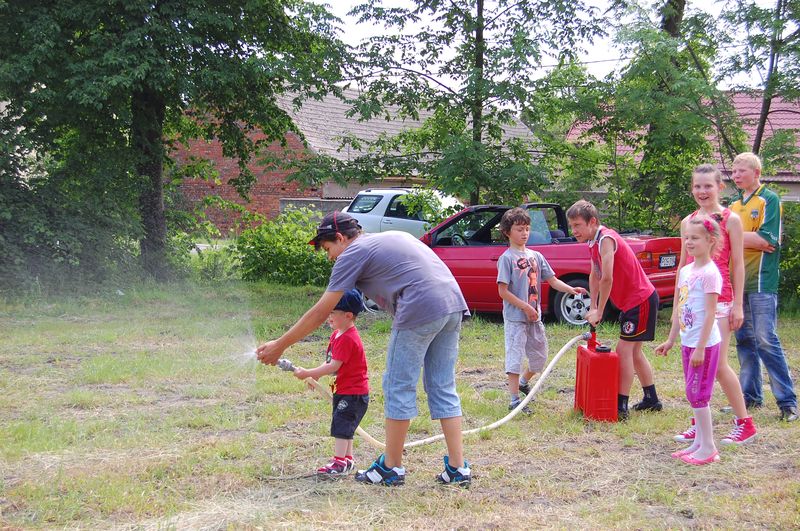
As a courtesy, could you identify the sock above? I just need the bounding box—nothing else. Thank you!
[618,394,629,411]
[510,393,519,402]
[642,384,659,402]
[519,377,528,386]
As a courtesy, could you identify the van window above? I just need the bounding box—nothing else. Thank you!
[348,194,382,214]
[385,194,423,220]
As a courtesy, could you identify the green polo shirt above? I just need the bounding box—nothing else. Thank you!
[729,184,782,293]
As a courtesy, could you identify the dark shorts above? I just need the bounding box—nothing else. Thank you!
[331,393,369,439]
[618,290,658,342]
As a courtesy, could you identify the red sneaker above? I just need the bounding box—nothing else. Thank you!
[721,416,757,445]
[673,417,696,442]
[317,457,349,478]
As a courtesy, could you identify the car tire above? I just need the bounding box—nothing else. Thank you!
[553,278,592,326]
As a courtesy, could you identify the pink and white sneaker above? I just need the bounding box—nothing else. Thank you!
[674,417,696,442]
[721,417,757,445]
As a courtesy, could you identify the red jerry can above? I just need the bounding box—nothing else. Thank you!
[574,330,619,422]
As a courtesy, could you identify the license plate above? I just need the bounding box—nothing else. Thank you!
[659,254,677,269]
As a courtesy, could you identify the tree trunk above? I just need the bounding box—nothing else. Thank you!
[752,0,784,154]
[131,87,169,279]
[470,0,485,206]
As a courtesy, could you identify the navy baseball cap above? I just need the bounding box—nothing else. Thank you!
[308,211,361,247]
[334,288,365,316]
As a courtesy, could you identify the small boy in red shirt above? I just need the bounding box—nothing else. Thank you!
[292,289,369,478]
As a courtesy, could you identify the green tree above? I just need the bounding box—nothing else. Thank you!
[720,0,800,156]
[285,0,605,206]
[0,0,344,280]
[544,0,747,233]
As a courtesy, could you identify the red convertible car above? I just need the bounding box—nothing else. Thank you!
[420,203,682,325]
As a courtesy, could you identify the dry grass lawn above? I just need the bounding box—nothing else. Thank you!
[0,282,798,529]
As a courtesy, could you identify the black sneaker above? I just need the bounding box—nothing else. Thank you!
[780,406,798,422]
[354,454,405,486]
[436,455,471,487]
[745,400,764,410]
[509,398,532,414]
[631,399,663,412]
[518,381,531,395]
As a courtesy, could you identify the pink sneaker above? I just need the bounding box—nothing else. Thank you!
[674,418,696,442]
[721,417,757,445]
[317,457,349,478]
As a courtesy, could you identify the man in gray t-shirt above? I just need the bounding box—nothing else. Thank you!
[257,211,471,487]
[328,231,466,329]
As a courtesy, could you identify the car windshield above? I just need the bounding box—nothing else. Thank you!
[347,194,382,213]
[433,206,566,246]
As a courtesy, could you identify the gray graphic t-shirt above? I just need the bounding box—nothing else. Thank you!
[496,248,555,323]
[328,232,468,329]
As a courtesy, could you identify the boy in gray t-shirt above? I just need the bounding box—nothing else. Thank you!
[497,208,586,412]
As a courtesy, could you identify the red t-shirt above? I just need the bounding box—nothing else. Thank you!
[327,326,369,395]
[589,226,655,312]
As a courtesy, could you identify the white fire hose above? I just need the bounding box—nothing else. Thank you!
[277,331,590,450]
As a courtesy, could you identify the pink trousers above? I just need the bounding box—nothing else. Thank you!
[681,343,721,408]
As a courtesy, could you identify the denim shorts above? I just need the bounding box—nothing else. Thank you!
[382,311,463,420]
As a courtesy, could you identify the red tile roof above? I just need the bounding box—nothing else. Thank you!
[567,92,800,182]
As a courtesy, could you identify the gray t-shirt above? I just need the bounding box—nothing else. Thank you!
[496,248,555,323]
[327,232,468,329]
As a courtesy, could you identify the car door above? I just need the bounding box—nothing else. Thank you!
[379,193,426,236]
[427,207,508,311]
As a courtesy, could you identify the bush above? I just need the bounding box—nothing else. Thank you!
[189,244,240,282]
[236,207,332,285]
[780,201,800,311]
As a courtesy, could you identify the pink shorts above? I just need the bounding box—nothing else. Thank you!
[715,301,733,319]
[681,343,721,408]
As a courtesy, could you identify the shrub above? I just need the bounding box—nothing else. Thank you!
[236,207,332,285]
[780,201,800,312]
[190,244,240,282]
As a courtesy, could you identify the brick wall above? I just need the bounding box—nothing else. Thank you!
[173,131,322,233]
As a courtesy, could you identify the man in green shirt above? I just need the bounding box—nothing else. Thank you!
[729,152,797,422]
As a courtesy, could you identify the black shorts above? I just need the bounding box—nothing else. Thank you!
[618,290,658,342]
[331,393,369,439]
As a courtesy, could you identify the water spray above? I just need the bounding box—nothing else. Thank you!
[275,330,591,450]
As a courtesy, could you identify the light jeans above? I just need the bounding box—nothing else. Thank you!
[735,293,797,408]
[382,311,463,420]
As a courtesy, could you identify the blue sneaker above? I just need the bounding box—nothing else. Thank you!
[436,455,471,487]
[354,454,405,486]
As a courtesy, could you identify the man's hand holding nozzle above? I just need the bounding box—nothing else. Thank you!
[256,340,283,366]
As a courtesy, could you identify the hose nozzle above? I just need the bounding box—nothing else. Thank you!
[277,358,296,372]
[587,324,597,350]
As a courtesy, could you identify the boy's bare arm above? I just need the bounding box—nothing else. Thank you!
[256,290,342,365]
[595,238,616,315]
[546,276,586,295]
[295,359,344,381]
[742,231,775,252]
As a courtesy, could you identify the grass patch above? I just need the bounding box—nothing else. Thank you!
[0,281,798,528]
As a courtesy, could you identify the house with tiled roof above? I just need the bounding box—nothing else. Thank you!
[721,93,800,200]
[174,89,535,231]
[565,92,800,201]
